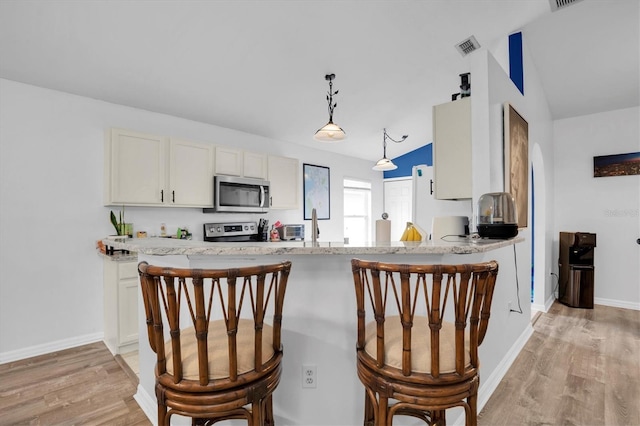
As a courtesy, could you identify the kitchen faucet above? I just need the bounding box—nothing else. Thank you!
[311,208,318,244]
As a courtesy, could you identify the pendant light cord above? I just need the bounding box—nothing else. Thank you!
[325,74,338,122]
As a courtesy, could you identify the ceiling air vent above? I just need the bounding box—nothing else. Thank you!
[455,35,480,57]
[549,0,584,12]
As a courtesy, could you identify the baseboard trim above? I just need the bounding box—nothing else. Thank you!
[134,384,157,425]
[477,324,534,411]
[0,332,104,364]
[450,324,534,425]
[595,297,640,311]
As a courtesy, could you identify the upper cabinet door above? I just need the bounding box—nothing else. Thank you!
[432,97,472,200]
[268,155,299,209]
[243,151,268,179]
[214,146,243,176]
[107,129,166,205]
[169,139,214,207]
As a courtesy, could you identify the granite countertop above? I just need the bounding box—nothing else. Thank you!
[101,236,523,256]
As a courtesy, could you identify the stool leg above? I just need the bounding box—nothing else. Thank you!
[467,394,478,426]
[156,384,168,426]
[378,395,389,426]
[431,409,446,426]
[364,391,375,426]
[265,395,275,426]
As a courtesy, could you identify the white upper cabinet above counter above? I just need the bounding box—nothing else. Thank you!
[214,146,268,180]
[214,146,243,176]
[105,128,299,210]
[169,139,215,207]
[104,129,214,207]
[243,151,268,180]
[268,155,298,209]
[432,97,472,200]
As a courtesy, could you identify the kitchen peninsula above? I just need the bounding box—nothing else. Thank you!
[106,236,531,425]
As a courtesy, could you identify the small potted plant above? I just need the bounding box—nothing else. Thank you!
[109,206,131,238]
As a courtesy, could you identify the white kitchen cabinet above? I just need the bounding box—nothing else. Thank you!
[267,155,299,209]
[243,151,268,179]
[169,139,214,207]
[214,146,243,176]
[105,129,214,207]
[106,128,166,205]
[432,97,472,200]
[103,257,139,355]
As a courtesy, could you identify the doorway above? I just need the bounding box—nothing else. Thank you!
[383,178,412,242]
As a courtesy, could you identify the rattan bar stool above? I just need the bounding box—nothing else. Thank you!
[350,259,499,426]
[138,261,292,426]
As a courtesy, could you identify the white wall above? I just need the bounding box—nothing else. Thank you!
[553,106,640,309]
[0,78,384,360]
[468,44,556,314]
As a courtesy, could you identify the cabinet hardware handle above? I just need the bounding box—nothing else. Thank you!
[270,196,273,207]
[172,190,175,203]
[430,179,434,195]
[161,189,164,202]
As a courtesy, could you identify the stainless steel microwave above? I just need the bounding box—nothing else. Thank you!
[203,175,270,214]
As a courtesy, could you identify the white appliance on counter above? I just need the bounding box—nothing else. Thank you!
[411,165,473,240]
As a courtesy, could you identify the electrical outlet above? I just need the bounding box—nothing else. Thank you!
[302,364,317,388]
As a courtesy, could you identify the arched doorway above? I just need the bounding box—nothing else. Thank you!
[531,144,548,312]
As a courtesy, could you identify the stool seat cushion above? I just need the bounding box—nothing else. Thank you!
[165,318,275,380]
[364,315,470,374]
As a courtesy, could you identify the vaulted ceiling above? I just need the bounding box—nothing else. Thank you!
[1,0,637,162]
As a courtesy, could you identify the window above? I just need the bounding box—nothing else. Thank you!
[344,179,372,243]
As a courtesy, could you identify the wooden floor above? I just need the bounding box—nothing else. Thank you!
[479,302,640,426]
[0,303,637,425]
[0,341,150,425]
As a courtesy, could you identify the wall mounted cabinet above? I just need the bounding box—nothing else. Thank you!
[432,97,472,200]
[214,146,268,180]
[105,129,214,207]
[169,139,214,206]
[106,128,297,210]
[214,146,243,176]
[268,155,299,209]
[243,151,268,179]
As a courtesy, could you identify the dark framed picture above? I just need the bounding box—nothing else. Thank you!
[303,163,330,220]
[593,152,640,177]
[503,102,528,229]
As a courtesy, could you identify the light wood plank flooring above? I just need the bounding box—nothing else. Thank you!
[479,302,640,426]
[0,341,150,425]
[0,303,637,425]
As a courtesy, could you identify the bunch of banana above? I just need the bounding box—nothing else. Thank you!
[399,222,422,241]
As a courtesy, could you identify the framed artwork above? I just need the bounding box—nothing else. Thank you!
[303,163,330,220]
[503,102,528,228]
[593,152,640,177]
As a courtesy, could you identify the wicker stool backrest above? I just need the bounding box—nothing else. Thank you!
[351,259,498,378]
[138,261,291,386]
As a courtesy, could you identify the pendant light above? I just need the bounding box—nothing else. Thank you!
[372,128,408,171]
[314,74,346,142]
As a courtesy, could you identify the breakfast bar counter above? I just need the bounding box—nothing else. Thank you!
[104,235,522,256]
[109,236,531,425]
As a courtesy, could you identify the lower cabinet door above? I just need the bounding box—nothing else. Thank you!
[118,277,139,346]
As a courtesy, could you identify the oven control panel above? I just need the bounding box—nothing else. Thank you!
[204,222,258,240]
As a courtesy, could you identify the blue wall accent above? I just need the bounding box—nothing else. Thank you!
[509,32,524,95]
[383,143,432,178]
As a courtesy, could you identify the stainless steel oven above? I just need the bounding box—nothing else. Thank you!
[203,175,269,214]
[204,221,259,242]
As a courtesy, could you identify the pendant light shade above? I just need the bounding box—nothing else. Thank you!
[372,128,408,171]
[314,74,346,142]
[315,122,346,142]
[372,157,398,171]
